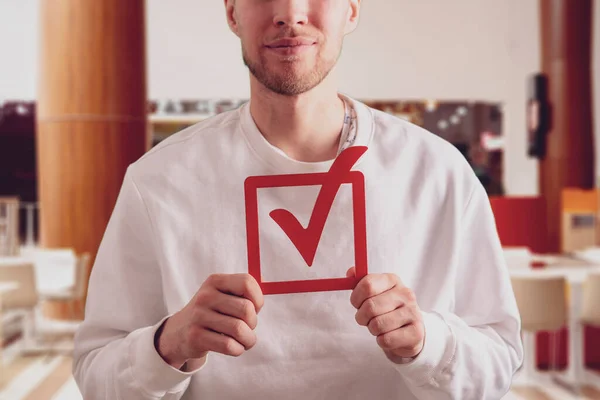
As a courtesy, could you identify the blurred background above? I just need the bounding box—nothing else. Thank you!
[0,0,599,399]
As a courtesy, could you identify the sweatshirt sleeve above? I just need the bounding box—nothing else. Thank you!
[393,181,524,399]
[72,168,206,399]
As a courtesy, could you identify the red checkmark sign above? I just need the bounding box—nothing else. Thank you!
[269,146,368,267]
[244,145,369,295]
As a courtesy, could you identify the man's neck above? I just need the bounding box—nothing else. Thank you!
[248,75,345,163]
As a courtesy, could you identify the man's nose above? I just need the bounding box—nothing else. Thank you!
[273,0,309,27]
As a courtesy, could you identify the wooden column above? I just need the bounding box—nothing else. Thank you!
[539,0,595,253]
[37,0,148,319]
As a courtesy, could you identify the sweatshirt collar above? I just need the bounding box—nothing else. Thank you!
[238,93,374,174]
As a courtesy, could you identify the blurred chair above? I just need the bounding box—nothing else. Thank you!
[38,252,90,320]
[581,273,600,328]
[490,197,566,374]
[32,247,77,299]
[511,275,567,386]
[31,252,90,358]
[0,255,83,358]
[0,262,38,351]
[33,247,75,259]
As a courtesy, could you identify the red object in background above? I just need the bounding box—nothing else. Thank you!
[489,196,600,370]
[489,196,564,369]
[244,146,369,295]
[489,196,548,254]
[585,327,600,369]
[534,326,600,370]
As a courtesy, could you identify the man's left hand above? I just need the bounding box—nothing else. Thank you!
[347,267,425,361]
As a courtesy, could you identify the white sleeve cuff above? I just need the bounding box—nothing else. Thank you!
[127,317,207,397]
[392,311,455,387]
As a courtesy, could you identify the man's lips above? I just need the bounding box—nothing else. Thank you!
[265,37,316,48]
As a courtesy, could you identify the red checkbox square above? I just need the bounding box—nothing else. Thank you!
[244,170,368,295]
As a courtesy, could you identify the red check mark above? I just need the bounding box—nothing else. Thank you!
[269,146,368,266]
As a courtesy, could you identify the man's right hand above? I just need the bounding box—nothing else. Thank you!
[155,273,264,369]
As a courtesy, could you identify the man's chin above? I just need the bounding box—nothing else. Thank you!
[264,81,315,96]
[247,60,327,95]
[269,61,312,74]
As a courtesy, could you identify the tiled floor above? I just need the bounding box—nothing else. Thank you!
[0,355,76,400]
[1,354,600,400]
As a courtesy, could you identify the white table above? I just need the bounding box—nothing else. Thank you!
[0,250,76,294]
[509,262,600,388]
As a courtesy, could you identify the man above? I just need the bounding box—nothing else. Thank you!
[73,0,523,398]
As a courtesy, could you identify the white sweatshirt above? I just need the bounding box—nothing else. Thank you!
[73,95,523,399]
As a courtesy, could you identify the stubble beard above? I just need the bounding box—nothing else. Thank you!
[243,44,340,96]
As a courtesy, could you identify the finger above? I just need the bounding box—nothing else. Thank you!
[350,274,399,309]
[376,323,424,354]
[355,290,405,326]
[209,274,265,313]
[193,328,246,357]
[346,267,356,277]
[199,309,257,351]
[210,292,258,329]
[367,306,415,336]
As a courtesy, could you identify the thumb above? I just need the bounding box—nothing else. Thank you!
[346,267,356,278]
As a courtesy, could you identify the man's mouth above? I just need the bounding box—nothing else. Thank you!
[266,37,316,49]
